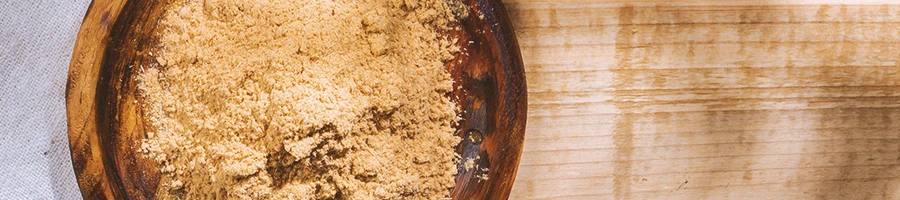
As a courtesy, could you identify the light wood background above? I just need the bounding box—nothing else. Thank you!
[505,0,900,199]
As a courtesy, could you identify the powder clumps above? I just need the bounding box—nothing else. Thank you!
[137,0,464,199]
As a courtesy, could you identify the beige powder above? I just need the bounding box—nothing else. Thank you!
[137,0,464,199]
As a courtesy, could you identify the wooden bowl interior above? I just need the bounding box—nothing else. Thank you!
[66,0,526,199]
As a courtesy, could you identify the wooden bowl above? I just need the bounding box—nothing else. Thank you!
[65,0,527,199]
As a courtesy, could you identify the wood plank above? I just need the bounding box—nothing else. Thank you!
[506,1,900,199]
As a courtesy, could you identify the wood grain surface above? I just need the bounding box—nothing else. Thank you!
[66,0,128,198]
[506,0,900,199]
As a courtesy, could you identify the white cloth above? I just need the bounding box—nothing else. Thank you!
[0,0,91,199]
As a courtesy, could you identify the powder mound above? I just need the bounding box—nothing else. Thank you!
[137,0,464,199]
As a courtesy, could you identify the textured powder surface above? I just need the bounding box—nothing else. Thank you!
[137,0,463,199]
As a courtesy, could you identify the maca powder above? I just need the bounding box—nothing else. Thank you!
[137,0,465,199]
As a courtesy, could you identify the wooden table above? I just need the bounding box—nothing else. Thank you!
[505,0,900,199]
